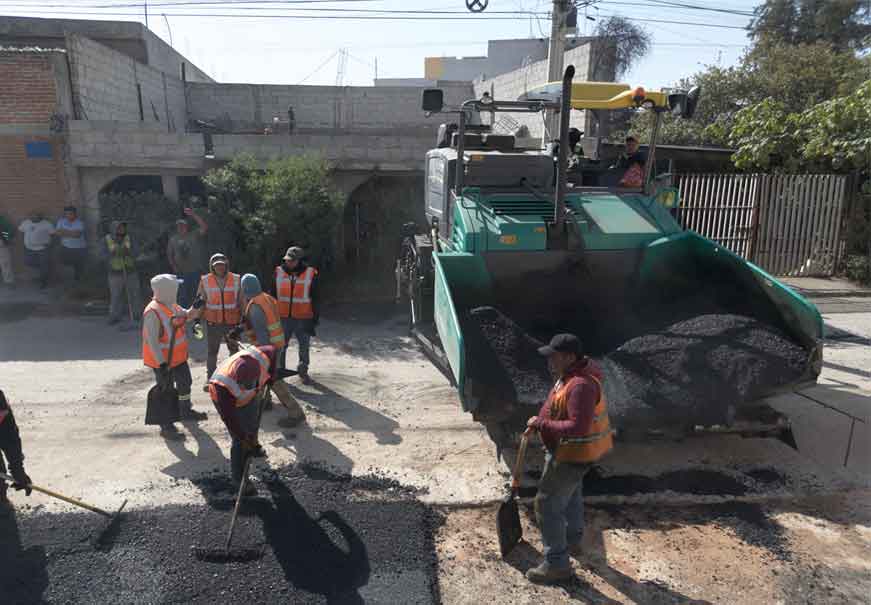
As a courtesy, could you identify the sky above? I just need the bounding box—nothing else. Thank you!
[0,0,761,89]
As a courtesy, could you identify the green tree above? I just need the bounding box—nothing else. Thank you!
[750,0,871,52]
[203,154,343,279]
[728,79,871,172]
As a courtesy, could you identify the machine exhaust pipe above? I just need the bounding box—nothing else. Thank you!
[553,64,575,232]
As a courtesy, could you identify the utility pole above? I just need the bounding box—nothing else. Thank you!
[144,0,149,28]
[543,0,571,145]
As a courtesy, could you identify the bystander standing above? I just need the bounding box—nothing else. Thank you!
[18,212,54,289]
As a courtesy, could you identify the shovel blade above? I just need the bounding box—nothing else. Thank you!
[145,385,180,425]
[497,495,523,558]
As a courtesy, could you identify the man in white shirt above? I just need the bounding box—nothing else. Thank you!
[18,211,55,289]
[55,206,87,281]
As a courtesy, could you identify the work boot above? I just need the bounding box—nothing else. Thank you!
[181,409,208,422]
[160,425,185,441]
[299,369,312,385]
[202,383,210,393]
[525,562,573,584]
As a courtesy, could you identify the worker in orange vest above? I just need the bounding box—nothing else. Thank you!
[237,274,305,428]
[525,333,613,584]
[208,345,278,496]
[273,246,319,384]
[142,274,209,440]
[194,253,242,391]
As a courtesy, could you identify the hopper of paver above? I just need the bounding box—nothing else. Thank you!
[432,192,822,446]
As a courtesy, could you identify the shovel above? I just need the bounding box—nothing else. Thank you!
[145,316,181,426]
[497,427,533,558]
[0,472,127,541]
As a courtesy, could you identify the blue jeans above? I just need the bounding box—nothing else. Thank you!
[281,317,312,372]
[534,454,590,569]
[177,271,200,308]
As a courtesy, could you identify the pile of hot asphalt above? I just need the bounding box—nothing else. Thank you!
[462,307,808,426]
[1,464,440,605]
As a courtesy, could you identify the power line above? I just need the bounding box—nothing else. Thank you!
[296,49,336,84]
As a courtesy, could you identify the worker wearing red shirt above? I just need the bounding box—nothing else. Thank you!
[525,333,613,584]
[208,345,279,497]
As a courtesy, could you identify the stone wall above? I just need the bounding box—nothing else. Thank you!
[66,34,187,132]
[186,81,475,134]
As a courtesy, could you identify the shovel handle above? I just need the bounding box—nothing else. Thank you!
[0,472,112,517]
[510,433,531,492]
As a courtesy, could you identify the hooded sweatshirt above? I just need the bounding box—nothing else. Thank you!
[143,274,185,365]
[241,274,271,345]
[211,345,278,440]
[535,358,604,453]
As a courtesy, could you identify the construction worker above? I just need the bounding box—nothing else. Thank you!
[195,253,241,391]
[0,390,32,506]
[524,334,613,584]
[273,246,319,384]
[238,274,306,428]
[104,221,142,325]
[208,345,279,497]
[142,274,208,440]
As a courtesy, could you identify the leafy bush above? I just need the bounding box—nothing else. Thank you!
[845,255,871,285]
[204,154,343,279]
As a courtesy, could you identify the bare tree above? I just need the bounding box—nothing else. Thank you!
[588,16,652,81]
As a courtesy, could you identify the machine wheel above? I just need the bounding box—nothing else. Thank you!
[396,235,434,330]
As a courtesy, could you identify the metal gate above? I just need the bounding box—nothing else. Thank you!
[676,173,848,277]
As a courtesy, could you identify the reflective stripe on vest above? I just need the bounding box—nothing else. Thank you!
[201,273,241,325]
[106,235,135,272]
[551,375,614,464]
[275,266,316,319]
[142,300,188,368]
[244,293,286,347]
[208,348,271,408]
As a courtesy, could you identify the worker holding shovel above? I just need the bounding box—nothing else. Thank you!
[208,345,281,497]
[524,334,613,584]
[0,390,32,507]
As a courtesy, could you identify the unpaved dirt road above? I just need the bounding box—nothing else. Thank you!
[2,292,870,604]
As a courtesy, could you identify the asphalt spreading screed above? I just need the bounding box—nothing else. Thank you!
[463,307,808,426]
[1,464,442,605]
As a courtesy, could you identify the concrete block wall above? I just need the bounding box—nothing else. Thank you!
[473,43,593,141]
[186,81,474,134]
[66,34,186,132]
[67,120,204,169]
[210,133,432,172]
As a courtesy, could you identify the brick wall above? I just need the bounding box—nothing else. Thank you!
[0,50,58,124]
[66,34,186,131]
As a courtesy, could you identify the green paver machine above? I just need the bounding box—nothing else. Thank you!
[395,66,823,462]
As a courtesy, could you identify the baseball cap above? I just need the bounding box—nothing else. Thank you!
[283,246,304,261]
[537,333,583,357]
[210,252,228,266]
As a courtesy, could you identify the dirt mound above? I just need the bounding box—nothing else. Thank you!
[1,465,442,605]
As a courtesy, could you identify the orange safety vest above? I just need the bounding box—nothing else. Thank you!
[200,272,241,325]
[142,300,189,369]
[549,375,613,464]
[208,347,271,408]
[244,292,286,348]
[275,266,317,319]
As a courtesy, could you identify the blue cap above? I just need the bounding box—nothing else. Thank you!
[241,273,262,297]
